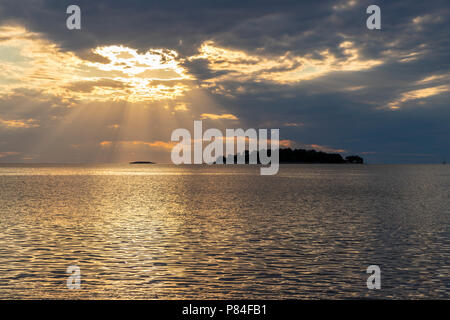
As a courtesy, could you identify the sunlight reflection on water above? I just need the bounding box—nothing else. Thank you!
[0,164,448,299]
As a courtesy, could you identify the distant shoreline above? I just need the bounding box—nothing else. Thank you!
[0,161,449,165]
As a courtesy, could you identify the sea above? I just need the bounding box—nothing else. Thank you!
[0,164,448,299]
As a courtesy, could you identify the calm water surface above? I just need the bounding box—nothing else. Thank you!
[0,164,448,299]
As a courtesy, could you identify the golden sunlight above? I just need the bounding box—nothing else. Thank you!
[387,84,450,109]
[0,25,194,103]
[189,40,383,85]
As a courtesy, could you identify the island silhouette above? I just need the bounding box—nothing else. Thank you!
[215,148,364,164]
[129,161,155,164]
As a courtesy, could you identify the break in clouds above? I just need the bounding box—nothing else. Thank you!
[0,0,449,163]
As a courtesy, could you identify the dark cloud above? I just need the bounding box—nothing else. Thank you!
[0,0,449,163]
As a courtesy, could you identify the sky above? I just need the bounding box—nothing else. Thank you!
[0,0,449,164]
